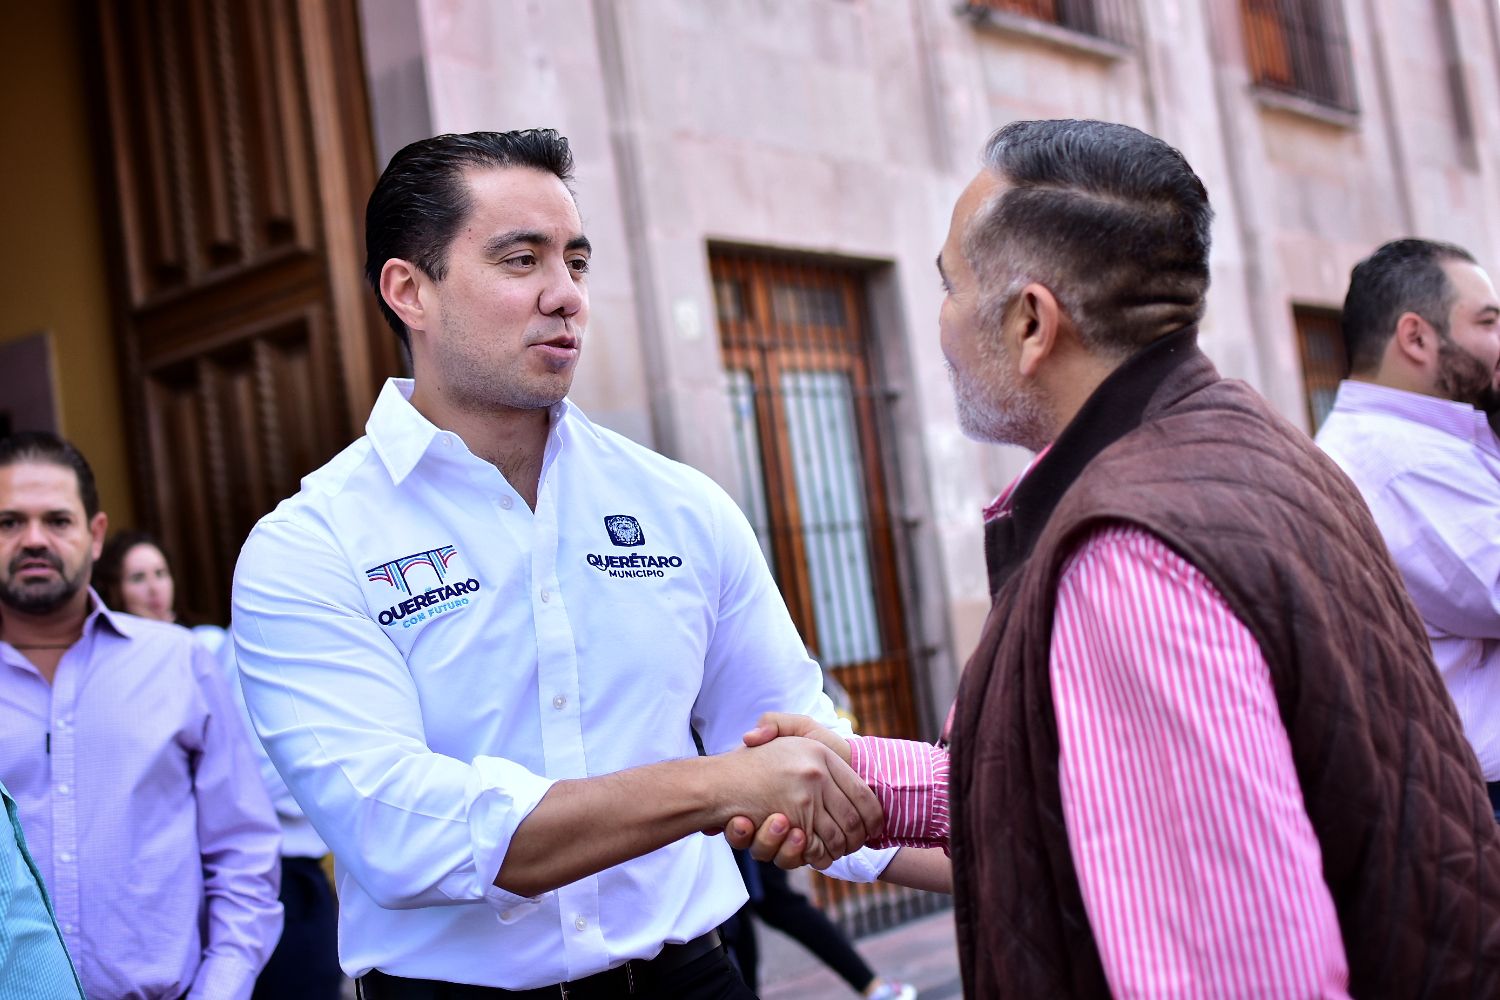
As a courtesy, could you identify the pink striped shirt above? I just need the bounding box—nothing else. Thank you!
[850,524,1351,997]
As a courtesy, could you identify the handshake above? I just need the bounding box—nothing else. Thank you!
[707,713,878,871]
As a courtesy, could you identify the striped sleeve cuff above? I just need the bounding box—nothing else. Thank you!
[848,736,950,851]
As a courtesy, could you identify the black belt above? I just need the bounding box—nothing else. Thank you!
[357,930,723,999]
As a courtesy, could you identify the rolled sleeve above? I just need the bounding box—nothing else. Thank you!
[465,757,557,920]
[233,516,558,916]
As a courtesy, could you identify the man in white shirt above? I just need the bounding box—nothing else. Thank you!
[233,130,931,998]
[1315,238,1500,814]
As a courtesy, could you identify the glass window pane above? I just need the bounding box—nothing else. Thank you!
[726,370,775,574]
[780,370,881,667]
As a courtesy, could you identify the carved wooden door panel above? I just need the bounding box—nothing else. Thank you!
[88,0,397,624]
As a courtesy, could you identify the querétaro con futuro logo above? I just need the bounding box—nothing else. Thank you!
[366,544,480,629]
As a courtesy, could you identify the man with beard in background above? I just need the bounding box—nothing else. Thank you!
[1316,238,1500,817]
[0,432,281,999]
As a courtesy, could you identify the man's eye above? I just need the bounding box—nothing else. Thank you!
[506,253,538,267]
[568,258,590,274]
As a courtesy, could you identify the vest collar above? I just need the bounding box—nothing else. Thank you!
[983,327,1216,595]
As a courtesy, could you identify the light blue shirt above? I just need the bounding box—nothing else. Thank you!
[1316,379,1500,778]
[232,379,893,988]
[0,780,84,999]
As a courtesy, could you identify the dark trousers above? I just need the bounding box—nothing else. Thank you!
[254,856,343,1000]
[723,856,874,993]
[358,946,756,999]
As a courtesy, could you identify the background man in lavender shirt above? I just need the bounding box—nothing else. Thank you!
[1315,238,1500,813]
[0,432,282,999]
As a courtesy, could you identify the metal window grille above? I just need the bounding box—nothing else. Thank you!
[1241,0,1356,111]
[713,249,949,936]
[1294,306,1346,432]
[964,0,1135,46]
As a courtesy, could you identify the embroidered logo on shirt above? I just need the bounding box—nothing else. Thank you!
[366,545,459,593]
[585,518,684,580]
[604,515,646,547]
[366,544,481,629]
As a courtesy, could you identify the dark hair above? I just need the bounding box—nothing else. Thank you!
[93,529,170,614]
[968,119,1214,356]
[364,129,577,350]
[0,431,99,518]
[1341,238,1477,375]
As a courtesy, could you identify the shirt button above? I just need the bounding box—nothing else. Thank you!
[56,784,70,796]
[499,495,514,510]
[574,915,587,931]
[552,694,567,710]
[62,923,76,934]
[58,852,73,863]
[540,588,551,603]
[442,435,454,447]
[55,719,68,731]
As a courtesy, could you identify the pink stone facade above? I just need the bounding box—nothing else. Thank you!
[358,0,1500,723]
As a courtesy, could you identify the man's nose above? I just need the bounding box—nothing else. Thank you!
[19,523,50,549]
[539,261,585,317]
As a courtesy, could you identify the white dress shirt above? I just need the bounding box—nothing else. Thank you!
[232,379,892,988]
[1316,380,1500,779]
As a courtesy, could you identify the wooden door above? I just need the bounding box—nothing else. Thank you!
[714,250,943,934]
[87,0,398,625]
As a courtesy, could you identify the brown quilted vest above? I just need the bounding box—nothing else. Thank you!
[950,329,1500,998]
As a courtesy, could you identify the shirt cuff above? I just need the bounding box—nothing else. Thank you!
[848,736,950,850]
[188,955,260,1000]
[822,843,899,882]
[465,756,560,920]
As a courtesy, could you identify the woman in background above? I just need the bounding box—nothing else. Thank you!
[93,531,343,1000]
[94,530,230,655]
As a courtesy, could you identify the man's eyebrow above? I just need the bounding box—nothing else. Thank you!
[1476,303,1500,318]
[481,230,593,257]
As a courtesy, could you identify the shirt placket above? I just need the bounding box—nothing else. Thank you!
[529,454,607,980]
[49,641,84,965]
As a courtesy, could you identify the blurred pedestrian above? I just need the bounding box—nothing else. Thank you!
[1316,238,1500,819]
[0,431,281,999]
[0,777,84,998]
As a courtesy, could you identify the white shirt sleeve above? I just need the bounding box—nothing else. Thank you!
[232,516,557,920]
[690,482,897,882]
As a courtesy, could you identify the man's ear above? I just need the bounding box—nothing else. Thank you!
[89,511,107,562]
[1392,311,1435,367]
[1015,282,1063,379]
[380,259,431,335]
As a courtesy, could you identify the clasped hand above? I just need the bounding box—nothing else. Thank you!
[719,714,866,870]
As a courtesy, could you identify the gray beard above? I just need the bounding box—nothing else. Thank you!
[947,360,1050,452]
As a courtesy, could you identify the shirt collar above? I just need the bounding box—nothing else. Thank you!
[0,588,131,658]
[366,378,576,485]
[983,445,1053,522]
[1331,380,1495,447]
[85,589,137,640]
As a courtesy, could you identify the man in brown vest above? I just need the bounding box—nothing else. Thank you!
[733,120,1500,997]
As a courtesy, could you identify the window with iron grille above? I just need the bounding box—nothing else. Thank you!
[713,248,947,936]
[1241,0,1357,111]
[1294,306,1347,432]
[964,0,1133,47]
